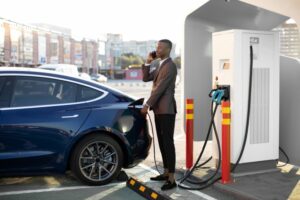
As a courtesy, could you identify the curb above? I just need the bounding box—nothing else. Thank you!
[127,177,172,200]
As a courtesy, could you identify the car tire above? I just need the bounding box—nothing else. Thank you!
[70,134,123,185]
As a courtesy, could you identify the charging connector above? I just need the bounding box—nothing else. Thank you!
[209,85,230,105]
[217,85,230,101]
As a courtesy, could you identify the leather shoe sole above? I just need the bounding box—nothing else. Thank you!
[150,175,169,181]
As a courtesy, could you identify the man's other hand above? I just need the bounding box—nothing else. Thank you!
[141,105,149,116]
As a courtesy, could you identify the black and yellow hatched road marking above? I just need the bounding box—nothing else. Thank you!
[126,177,172,200]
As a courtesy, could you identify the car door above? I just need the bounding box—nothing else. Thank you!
[0,75,91,173]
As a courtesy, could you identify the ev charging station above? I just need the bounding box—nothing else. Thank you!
[212,30,280,169]
[183,0,300,178]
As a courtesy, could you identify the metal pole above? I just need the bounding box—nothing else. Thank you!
[221,100,231,184]
[186,98,194,169]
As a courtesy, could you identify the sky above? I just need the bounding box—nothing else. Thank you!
[0,0,206,53]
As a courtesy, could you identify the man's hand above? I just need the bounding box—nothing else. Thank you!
[146,52,154,64]
[141,105,149,116]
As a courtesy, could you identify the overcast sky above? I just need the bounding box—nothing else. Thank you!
[0,0,206,52]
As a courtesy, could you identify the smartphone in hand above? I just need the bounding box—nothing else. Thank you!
[150,51,157,59]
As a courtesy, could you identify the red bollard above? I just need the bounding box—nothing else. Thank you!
[186,99,194,169]
[221,101,231,184]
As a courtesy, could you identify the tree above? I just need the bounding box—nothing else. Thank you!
[120,53,144,69]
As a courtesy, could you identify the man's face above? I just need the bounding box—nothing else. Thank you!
[156,42,169,59]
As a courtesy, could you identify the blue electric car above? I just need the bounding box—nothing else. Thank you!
[0,67,151,185]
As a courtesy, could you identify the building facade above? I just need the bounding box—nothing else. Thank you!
[122,40,157,58]
[102,33,177,79]
[0,18,98,74]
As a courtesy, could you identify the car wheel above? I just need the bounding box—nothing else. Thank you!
[71,134,123,185]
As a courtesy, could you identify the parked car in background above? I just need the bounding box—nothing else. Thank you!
[91,73,108,83]
[38,64,79,77]
[79,72,92,80]
[0,67,151,185]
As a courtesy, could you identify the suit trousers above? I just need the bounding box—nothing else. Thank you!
[154,114,176,173]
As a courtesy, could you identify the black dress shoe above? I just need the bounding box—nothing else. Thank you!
[161,180,177,191]
[150,174,169,181]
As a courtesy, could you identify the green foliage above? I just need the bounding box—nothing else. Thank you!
[118,53,145,69]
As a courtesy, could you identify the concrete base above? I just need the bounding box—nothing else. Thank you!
[181,163,300,200]
[231,168,280,178]
[214,159,279,177]
[230,160,279,176]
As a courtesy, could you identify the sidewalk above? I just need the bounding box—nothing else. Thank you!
[212,163,300,200]
[187,159,300,200]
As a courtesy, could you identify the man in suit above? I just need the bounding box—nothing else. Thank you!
[141,39,177,190]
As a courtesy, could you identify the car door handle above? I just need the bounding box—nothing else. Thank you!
[61,114,79,119]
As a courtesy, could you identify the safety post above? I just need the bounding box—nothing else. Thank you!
[221,101,231,184]
[186,99,194,169]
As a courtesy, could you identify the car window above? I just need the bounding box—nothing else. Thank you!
[0,77,14,108]
[0,77,5,90]
[56,81,77,104]
[11,77,77,107]
[77,86,103,102]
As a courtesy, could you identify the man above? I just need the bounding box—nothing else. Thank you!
[141,39,177,190]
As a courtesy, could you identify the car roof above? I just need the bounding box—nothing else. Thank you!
[39,64,78,69]
[0,67,75,76]
[0,67,102,86]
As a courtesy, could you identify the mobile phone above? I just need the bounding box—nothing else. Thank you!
[150,51,157,59]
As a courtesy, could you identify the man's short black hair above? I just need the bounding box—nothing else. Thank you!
[159,39,172,50]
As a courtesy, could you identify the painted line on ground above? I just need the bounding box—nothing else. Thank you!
[0,182,124,196]
[138,163,160,175]
[85,183,126,200]
[43,176,61,187]
[188,189,218,200]
[288,180,300,200]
